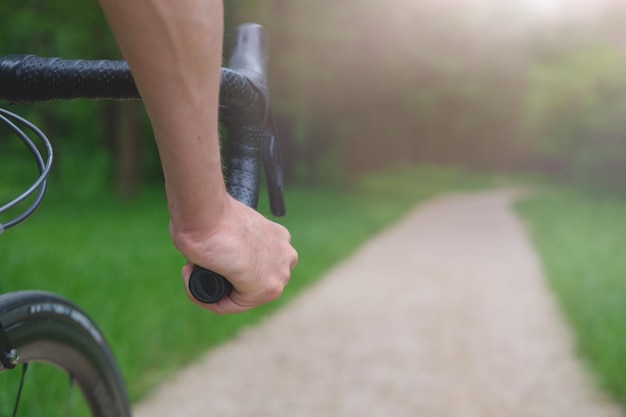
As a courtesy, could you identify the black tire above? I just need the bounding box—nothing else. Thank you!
[0,291,131,417]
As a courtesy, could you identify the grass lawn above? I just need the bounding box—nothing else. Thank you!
[517,188,626,406]
[0,164,495,408]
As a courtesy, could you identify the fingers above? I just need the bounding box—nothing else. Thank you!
[176,209,297,314]
[180,254,296,315]
[276,223,298,270]
[289,241,299,270]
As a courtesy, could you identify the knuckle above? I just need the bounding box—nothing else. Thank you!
[264,281,284,300]
[289,248,299,268]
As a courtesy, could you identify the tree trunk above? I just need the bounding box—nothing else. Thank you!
[112,101,143,200]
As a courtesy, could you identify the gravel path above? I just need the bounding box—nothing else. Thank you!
[134,188,624,417]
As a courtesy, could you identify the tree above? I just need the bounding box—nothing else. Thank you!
[1,0,148,198]
[522,6,626,189]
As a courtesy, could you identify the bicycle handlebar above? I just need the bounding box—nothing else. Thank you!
[0,23,285,304]
[0,57,262,125]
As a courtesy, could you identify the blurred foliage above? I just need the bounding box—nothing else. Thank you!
[0,0,114,56]
[234,0,626,191]
[0,0,153,200]
[524,25,626,190]
[231,0,534,181]
[2,0,626,195]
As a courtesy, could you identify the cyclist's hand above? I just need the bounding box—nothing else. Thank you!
[172,196,298,314]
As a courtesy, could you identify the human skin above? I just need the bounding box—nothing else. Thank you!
[98,0,297,314]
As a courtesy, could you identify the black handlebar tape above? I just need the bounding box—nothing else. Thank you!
[188,123,264,303]
[0,55,139,102]
[0,58,260,119]
[188,24,269,304]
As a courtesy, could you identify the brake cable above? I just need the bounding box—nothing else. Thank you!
[0,108,53,232]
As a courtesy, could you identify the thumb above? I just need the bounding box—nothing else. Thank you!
[181,262,194,289]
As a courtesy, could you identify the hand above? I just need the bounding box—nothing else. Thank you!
[171,196,298,314]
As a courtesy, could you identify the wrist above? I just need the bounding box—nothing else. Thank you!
[168,190,233,256]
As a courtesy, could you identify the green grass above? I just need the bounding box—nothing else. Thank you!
[517,188,626,405]
[0,164,495,411]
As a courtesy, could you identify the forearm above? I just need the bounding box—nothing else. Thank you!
[98,0,226,233]
[98,0,297,313]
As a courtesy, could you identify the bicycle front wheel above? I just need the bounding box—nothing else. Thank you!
[0,291,131,417]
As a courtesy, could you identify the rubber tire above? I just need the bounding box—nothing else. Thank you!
[0,291,131,417]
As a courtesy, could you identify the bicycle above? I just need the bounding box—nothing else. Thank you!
[0,22,286,416]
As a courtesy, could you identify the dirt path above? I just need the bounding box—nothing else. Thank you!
[134,188,624,417]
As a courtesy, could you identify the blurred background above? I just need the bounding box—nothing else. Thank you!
[2,0,626,410]
[2,0,626,196]
[238,0,626,190]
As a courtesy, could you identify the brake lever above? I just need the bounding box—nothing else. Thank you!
[262,109,286,217]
